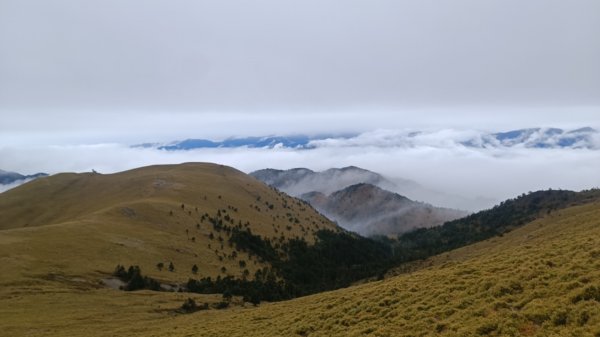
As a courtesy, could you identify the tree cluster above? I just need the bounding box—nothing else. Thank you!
[113,265,161,291]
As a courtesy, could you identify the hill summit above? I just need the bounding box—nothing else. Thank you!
[0,163,339,284]
[302,183,467,236]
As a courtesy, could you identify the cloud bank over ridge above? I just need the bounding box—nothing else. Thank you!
[2,128,599,211]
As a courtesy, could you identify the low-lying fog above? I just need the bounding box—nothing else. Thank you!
[2,129,599,211]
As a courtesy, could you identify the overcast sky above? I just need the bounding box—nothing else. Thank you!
[1,1,599,208]
[1,0,599,144]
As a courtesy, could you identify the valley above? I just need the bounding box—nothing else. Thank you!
[251,166,468,236]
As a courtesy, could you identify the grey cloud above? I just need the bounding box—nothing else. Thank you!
[2,135,600,211]
[1,0,599,114]
[1,0,599,209]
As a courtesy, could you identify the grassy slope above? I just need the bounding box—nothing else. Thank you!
[1,167,599,336]
[168,202,600,337]
[10,200,591,337]
[0,162,337,287]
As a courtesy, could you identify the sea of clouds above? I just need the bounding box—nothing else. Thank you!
[1,128,599,211]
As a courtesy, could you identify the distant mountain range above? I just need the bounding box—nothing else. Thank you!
[0,169,47,186]
[462,127,598,149]
[250,166,493,212]
[134,134,351,150]
[251,166,468,236]
[250,166,412,196]
[135,127,598,150]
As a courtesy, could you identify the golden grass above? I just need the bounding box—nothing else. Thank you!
[152,202,600,337]
[1,165,599,336]
[0,162,340,337]
[0,163,337,285]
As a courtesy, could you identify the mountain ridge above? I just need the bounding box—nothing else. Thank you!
[136,127,599,151]
[250,166,407,197]
[3,196,598,336]
[0,169,47,185]
[0,162,340,284]
[301,183,468,236]
[169,201,600,336]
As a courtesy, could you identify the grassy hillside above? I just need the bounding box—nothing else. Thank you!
[387,189,600,264]
[0,162,338,286]
[1,198,599,335]
[158,201,600,336]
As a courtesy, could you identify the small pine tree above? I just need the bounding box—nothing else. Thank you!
[180,298,197,313]
[113,264,127,279]
[222,288,233,302]
[243,290,261,306]
[125,267,144,291]
[156,262,164,271]
[168,262,175,272]
[192,264,199,274]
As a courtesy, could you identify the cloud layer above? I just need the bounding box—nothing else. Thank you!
[2,129,599,211]
[1,0,599,113]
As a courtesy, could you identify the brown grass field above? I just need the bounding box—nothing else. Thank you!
[0,163,599,336]
[0,163,337,284]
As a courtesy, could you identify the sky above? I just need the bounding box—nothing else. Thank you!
[1,0,599,209]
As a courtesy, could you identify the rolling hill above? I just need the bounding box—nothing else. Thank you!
[250,166,407,196]
[0,162,341,289]
[301,183,467,236]
[173,201,600,337]
[2,162,599,336]
[251,166,469,235]
[389,188,600,264]
[2,193,598,336]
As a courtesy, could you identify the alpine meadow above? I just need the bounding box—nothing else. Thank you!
[1,0,599,336]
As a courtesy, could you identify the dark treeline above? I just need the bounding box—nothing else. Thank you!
[186,229,392,304]
[116,189,600,305]
[114,265,161,291]
[113,229,392,304]
[187,269,288,305]
[383,189,600,263]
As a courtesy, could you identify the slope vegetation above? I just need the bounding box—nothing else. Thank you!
[3,197,598,336]
[252,167,467,236]
[390,189,600,264]
[0,163,338,286]
[158,201,600,336]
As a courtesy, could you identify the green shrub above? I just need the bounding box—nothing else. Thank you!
[552,310,568,326]
[572,285,600,303]
[476,322,498,335]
